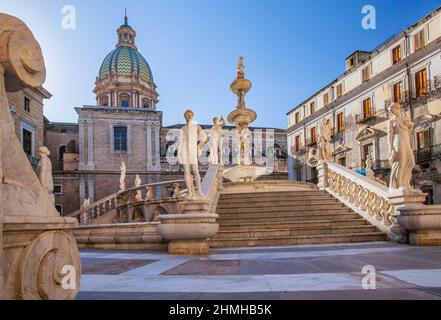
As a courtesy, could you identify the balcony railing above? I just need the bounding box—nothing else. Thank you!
[305,138,317,147]
[414,144,441,163]
[355,113,376,124]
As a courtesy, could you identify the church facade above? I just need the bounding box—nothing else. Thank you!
[43,16,288,215]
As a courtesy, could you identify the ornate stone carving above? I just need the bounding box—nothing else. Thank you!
[177,109,208,199]
[387,103,416,189]
[15,231,81,300]
[0,13,80,300]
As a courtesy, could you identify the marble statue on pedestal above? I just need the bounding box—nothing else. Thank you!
[119,161,126,191]
[178,109,208,199]
[135,174,142,201]
[317,118,333,161]
[365,154,375,178]
[81,197,90,209]
[209,116,226,165]
[38,146,55,204]
[388,103,416,189]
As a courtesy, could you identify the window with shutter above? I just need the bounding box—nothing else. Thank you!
[415,69,428,97]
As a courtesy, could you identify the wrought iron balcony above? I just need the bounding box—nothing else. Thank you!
[414,144,441,163]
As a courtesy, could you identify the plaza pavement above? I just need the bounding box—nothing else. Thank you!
[77,241,441,300]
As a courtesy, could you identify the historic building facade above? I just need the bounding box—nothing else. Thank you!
[7,86,52,169]
[42,16,287,215]
[287,7,441,204]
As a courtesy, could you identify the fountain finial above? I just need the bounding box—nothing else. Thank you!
[236,56,245,79]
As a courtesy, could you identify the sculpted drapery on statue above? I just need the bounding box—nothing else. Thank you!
[317,118,333,161]
[209,116,226,165]
[38,146,55,204]
[0,13,80,300]
[178,109,208,199]
[388,103,416,189]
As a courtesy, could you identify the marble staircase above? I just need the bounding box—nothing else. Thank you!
[209,190,386,248]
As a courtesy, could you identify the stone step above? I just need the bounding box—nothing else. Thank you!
[217,202,346,211]
[218,210,354,220]
[215,225,379,238]
[209,232,387,248]
[217,196,340,205]
[217,213,361,224]
[220,191,327,199]
[218,218,368,230]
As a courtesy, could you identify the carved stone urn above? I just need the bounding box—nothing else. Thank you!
[0,13,81,300]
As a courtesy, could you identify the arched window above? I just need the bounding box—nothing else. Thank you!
[120,94,130,108]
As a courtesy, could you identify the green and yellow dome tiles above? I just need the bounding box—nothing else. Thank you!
[99,46,153,83]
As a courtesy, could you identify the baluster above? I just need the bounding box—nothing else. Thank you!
[366,192,374,216]
[374,195,383,221]
[360,188,367,211]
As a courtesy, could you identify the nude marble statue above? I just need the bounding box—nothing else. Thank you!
[388,103,416,189]
[209,116,226,165]
[177,109,208,198]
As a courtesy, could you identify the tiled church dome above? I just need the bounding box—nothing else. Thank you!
[98,46,153,83]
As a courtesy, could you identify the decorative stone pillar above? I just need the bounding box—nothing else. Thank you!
[154,121,161,171]
[86,120,94,170]
[78,120,85,169]
[87,175,95,203]
[388,188,427,242]
[0,13,80,300]
[79,174,86,205]
[146,121,153,171]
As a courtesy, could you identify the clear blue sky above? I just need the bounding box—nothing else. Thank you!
[1,0,439,128]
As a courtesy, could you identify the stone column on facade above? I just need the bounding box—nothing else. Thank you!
[146,121,153,171]
[114,91,118,107]
[108,92,111,106]
[79,174,85,206]
[78,120,85,169]
[86,119,94,170]
[87,175,95,203]
[138,94,142,108]
[154,121,161,171]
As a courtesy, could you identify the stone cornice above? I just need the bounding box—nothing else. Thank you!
[75,105,162,115]
[287,38,441,135]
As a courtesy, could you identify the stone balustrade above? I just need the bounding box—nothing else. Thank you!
[317,161,406,241]
[68,179,185,224]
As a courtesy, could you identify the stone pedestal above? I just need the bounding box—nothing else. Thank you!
[398,205,441,246]
[158,212,219,255]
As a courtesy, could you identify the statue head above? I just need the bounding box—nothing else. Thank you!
[388,102,401,116]
[38,146,50,157]
[213,117,218,124]
[184,109,194,122]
